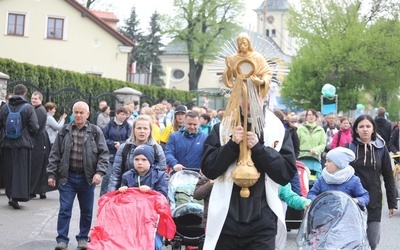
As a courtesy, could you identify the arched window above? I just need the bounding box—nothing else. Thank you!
[266,29,270,37]
[272,29,276,37]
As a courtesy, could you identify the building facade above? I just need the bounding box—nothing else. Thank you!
[1,0,134,82]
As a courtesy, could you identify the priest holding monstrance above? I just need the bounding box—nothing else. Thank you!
[200,33,297,249]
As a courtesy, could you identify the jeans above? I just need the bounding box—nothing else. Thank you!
[56,172,95,243]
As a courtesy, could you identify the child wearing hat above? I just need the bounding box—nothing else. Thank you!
[307,147,370,207]
[119,144,168,198]
[118,144,168,250]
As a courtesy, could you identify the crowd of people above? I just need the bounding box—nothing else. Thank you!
[1,33,400,250]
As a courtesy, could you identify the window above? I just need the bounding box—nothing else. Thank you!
[272,29,276,37]
[266,29,270,37]
[171,69,185,82]
[47,17,64,39]
[7,13,25,36]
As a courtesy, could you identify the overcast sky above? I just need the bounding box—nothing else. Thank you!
[109,0,263,31]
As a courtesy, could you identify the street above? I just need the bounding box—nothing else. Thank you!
[1,186,400,249]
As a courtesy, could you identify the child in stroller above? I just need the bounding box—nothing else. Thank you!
[296,190,369,249]
[89,144,174,250]
[165,169,205,250]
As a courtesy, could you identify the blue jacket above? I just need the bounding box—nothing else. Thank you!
[108,139,166,192]
[121,167,169,198]
[165,129,208,170]
[307,175,370,207]
[103,119,131,159]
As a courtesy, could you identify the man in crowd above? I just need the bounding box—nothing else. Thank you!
[165,110,207,172]
[201,32,297,249]
[0,84,39,209]
[47,101,109,250]
[93,100,107,125]
[30,91,52,199]
[374,107,392,145]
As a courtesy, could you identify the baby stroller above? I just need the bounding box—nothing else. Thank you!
[165,169,205,250]
[296,190,369,250]
[298,153,322,189]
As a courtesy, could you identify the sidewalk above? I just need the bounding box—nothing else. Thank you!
[0,186,100,249]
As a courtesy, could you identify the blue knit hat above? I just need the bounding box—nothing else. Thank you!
[326,147,355,169]
[132,145,155,164]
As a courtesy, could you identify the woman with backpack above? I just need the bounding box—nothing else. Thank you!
[107,115,166,193]
[99,107,132,196]
[330,116,352,149]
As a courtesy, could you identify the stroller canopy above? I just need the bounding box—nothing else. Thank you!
[296,190,369,250]
[168,169,202,210]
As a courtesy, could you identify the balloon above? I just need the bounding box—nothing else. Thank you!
[321,84,336,98]
[356,104,364,111]
[374,108,378,112]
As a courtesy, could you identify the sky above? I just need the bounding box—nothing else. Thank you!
[106,0,264,32]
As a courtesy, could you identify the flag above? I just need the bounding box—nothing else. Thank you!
[130,61,136,74]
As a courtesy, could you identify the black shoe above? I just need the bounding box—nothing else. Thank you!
[30,193,37,198]
[40,193,47,199]
[8,199,21,209]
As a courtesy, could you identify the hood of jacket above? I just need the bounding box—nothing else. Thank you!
[8,95,29,106]
[354,133,385,148]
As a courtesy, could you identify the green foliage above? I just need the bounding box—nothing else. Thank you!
[282,0,400,115]
[0,58,195,116]
[163,0,244,91]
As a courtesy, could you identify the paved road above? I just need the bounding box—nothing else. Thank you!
[1,186,400,249]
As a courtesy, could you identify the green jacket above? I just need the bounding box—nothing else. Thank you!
[279,183,311,210]
[297,123,326,160]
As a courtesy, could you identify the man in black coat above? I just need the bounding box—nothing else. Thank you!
[0,84,39,209]
[30,91,52,199]
[374,107,392,145]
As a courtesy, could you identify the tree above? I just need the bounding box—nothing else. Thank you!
[119,9,165,87]
[147,12,165,87]
[163,0,244,91]
[119,7,144,73]
[282,0,400,114]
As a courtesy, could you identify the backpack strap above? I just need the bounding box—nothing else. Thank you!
[121,143,134,175]
[153,144,159,163]
[163,116,167,127]
[337,130,342,147]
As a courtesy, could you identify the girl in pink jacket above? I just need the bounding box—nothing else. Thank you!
[330,116,352,149]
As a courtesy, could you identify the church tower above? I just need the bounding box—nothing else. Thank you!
[254,0,295,56]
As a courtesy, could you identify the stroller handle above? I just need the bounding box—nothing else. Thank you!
[182,168,201,173]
